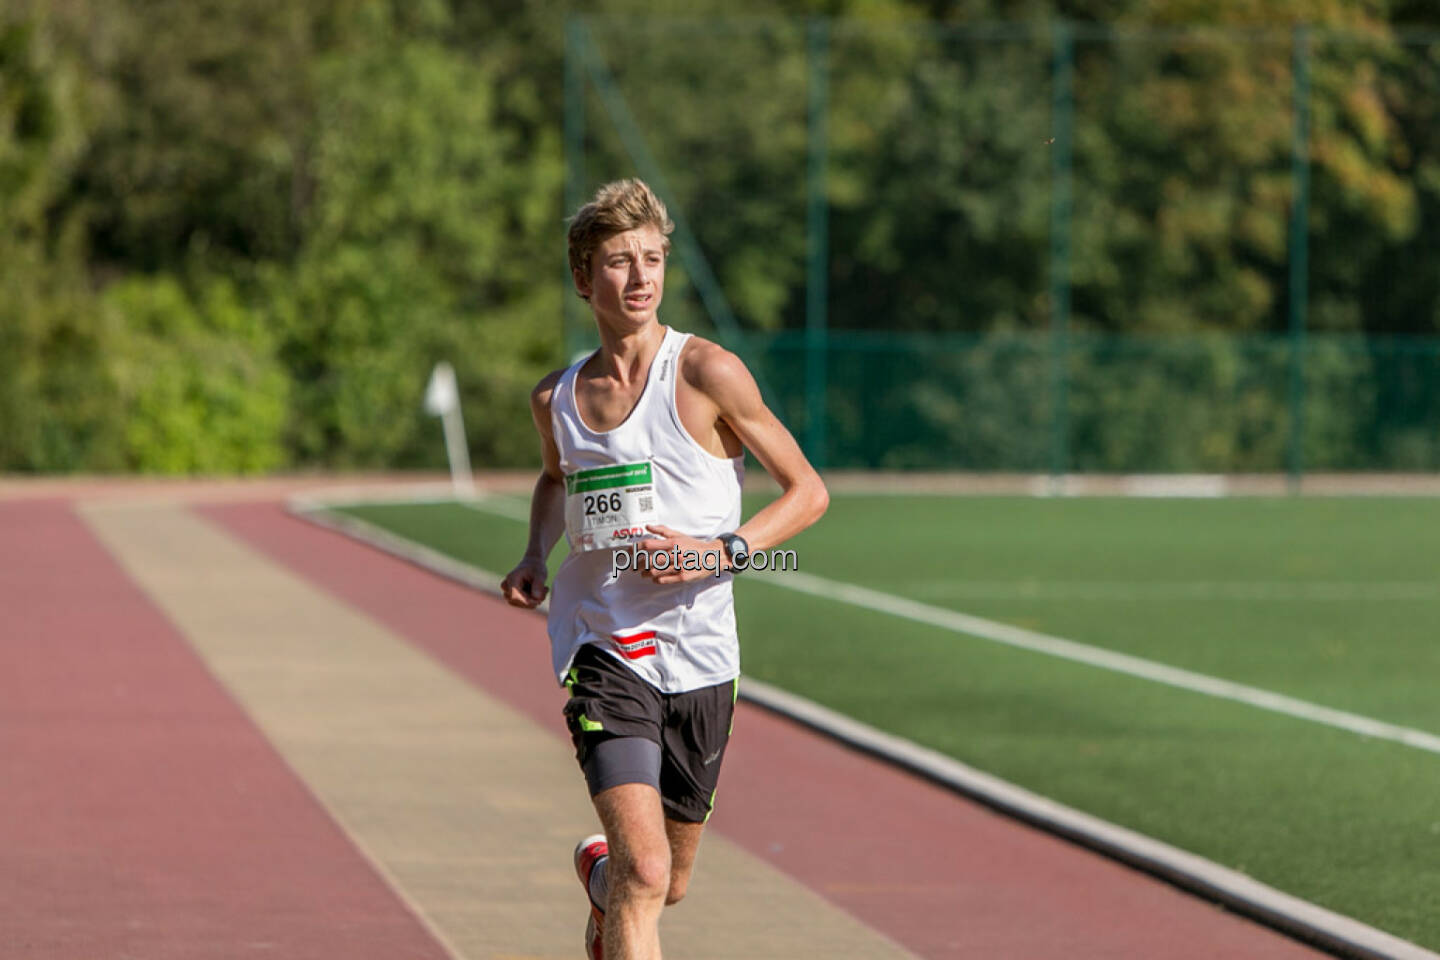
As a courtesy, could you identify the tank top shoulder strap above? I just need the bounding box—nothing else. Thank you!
[550,348,594,431]
[664,327,693,362]
[653,328,690,409]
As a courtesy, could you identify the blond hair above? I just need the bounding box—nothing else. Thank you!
[567,178,674,281]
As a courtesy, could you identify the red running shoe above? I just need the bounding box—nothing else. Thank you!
[573,834,608,960]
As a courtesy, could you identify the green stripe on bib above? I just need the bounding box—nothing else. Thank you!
[565,462,653,494]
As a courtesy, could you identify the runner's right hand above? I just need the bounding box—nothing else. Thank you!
[501,558,549,609]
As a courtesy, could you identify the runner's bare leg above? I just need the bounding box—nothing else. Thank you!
[595,783,670,960]
[664,818,705,905]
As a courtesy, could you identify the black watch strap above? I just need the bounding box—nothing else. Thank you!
[717,532,749,571]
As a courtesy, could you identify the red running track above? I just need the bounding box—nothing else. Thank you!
[0,501,451,960]
[207,501,1328,960]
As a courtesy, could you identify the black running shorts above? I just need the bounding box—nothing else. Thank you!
[562,643,737,823]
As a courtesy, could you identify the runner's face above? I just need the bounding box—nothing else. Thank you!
[579,227,666,329]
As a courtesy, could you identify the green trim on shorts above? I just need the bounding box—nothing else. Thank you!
[729,677,739,734]
[577,713,604,733]
[704,787,718,823]
[565,666,580,690]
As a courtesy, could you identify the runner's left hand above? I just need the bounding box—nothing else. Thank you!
[636,524,726,584]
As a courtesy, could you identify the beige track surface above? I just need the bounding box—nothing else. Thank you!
[81,501,918,960]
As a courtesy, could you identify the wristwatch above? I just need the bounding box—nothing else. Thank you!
[717,532,750,572]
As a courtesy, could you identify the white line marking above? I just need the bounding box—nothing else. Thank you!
[772,569,1440,755]
[295,489,533,520]
[908,580,1440,602]
[290,494,1440,960]
[455,496,1440,756]
[460,495,530,523]
[740,677,1440,960]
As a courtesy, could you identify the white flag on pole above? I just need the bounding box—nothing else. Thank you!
[424,362,459,416]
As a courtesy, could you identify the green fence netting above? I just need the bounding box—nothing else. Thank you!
[568,18,1440,476]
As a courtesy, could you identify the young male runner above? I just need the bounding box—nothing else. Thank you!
[500,178,828,960]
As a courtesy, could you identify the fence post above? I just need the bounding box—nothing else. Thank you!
[1048,21,1075,488]
[806,18,831,469]
[1287,25,1311,493]
[563,16,586,361]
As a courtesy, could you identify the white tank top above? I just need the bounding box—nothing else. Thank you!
[547,326,745,693]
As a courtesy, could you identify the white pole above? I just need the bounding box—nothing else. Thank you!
[441,405,474,497]
[423,362,475,498]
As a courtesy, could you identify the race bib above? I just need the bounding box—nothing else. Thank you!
[564,461,660,552]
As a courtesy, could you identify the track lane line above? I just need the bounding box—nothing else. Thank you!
[91,499,922,960]
[445,493,1440,756]
[0,498,455,960]
[766,569,1440,754]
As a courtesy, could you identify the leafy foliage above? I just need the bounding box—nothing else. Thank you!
[0,0,1437,473]
[106,276,289,473]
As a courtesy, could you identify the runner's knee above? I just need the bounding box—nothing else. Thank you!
[618,848,671,899]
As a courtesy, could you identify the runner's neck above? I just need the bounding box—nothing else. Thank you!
[590,322,667,389]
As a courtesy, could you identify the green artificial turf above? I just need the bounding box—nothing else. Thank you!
[333,495,1440,948]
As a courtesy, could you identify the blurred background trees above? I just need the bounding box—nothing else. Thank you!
[0,0,1436,473]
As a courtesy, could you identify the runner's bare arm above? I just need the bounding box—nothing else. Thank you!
[643,344,827,583]
[501,369,566,608]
